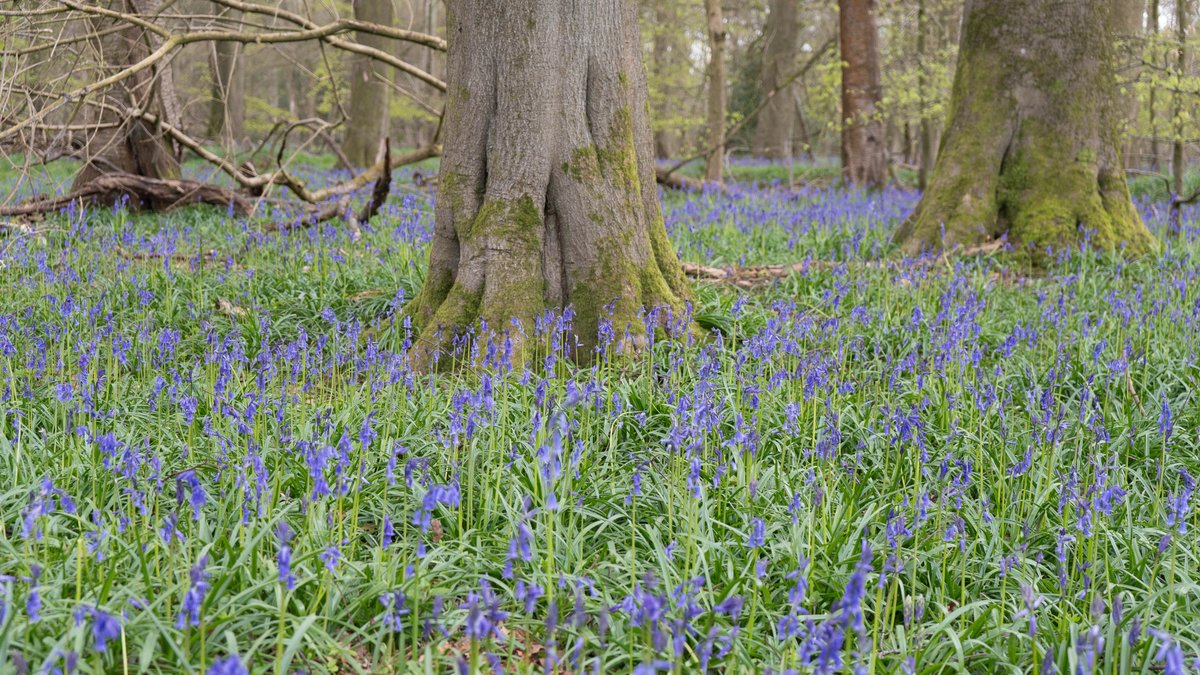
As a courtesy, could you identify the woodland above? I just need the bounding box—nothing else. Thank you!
[1,1,1199,673]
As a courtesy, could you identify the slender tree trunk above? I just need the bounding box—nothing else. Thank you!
[407,0,693,367]
[1151,0,1161,169]
[73,0,180,194]
[1113,0,1143,165]
[895,0,1155,258]
[343,0,395,167]
[793,88,812,158]
[839,0,887,187]
[1173,0,1188,194]
[917,0,933,189]
[704,0,727,181]
[752,0,800,159]
[651,0,682,159]
[207,12,245,146]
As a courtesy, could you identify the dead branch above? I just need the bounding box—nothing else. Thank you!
[655,167,713,193]
[0,173,253,217]
[682,239,1008,288]
[358,139,391,223]
[0,9,445,145]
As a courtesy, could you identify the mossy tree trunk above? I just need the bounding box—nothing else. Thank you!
[895,0,1156,256]
[752,0,800,160]
[406,0,694,366]
[839,0,887,187]
[342,0,394,167]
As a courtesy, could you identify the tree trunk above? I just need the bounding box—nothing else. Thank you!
[1173,0,1189,195]
[839,0,887,187]
[894,0,1155,258]
[704,0,727,181]
[1151,0,1161,169]
[1113,0,1143,164]
[917,0,933,189]
[406,0,693,366]
[73,0,180,194]
[752,0,800,159]
[207,13,245,147]
[650,0,683,160]
[343,0,394,167]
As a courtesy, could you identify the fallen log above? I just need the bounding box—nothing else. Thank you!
[0,173,254,217]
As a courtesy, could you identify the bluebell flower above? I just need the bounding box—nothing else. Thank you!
[379,590,409,632]
[461,579,508,642]
[747,518,765,549]
[207,654,248,675]
[319,546,341,572]
[177,554,210,628]
[1150,629,1186,675]
[90,609,121,653]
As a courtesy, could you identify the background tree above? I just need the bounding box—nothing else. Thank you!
[406,0,693,364]
[207,9,245,146]
[839,0,886,187]
[1174,0,1191,194]
[343,0,396,167]
[704,0,728,181]
[71,1,182,193]
[895,0,1155,256]
[752,0,800,159]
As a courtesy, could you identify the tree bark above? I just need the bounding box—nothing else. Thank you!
[917,0,933,189]
[1113,0,1143,164]
[72,0,180,194]
[704,0,727,181]
[839,0,887,187]
[406,0,693,366]
[343,0,395,167]
[1151,0,1161,169]
[1173,0,1189,194]
[752,0,800,159]
[650,0,683,159]
[207,11,246,146]
[894,0,1156,258]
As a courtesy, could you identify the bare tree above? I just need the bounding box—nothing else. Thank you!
[1,0,445,214]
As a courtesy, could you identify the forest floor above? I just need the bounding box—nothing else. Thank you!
[0,160,1198,674]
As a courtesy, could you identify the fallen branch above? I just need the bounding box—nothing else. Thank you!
[655,167,713,192]
[683,239,1008,288]
[358,139,392,223]
[0,174,253,217]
